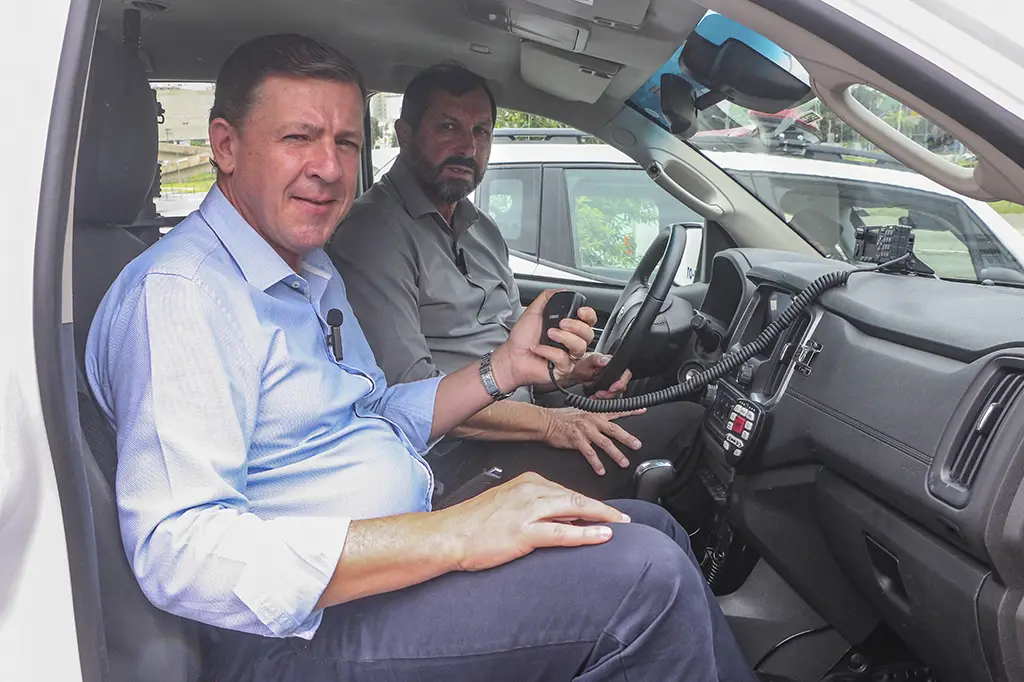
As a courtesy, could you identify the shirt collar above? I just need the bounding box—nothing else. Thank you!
[386,157,481,235]
[200,183,334,293]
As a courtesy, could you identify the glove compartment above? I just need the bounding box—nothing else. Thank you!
[816,469,994,682]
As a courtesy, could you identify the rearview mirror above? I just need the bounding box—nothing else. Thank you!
[681,12,812,114]
[660,73,698,138]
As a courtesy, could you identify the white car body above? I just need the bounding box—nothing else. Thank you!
[373,144,1024,285]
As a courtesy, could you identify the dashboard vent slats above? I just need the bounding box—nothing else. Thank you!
[948,371,1024,490]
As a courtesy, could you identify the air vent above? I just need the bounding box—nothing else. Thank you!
[947,371,1024,491]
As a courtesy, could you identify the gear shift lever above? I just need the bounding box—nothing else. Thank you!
[633,459,676,503]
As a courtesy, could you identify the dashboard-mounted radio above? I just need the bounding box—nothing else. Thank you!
[703,380,767,468]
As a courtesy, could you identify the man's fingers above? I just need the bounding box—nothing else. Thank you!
[534,490,628,524]
[574,438,606,476]
[608,408,646,419]
[586,423,631,468]
[532,344,573,374]
[528,521,614,548]
[545,329,588,360]
[575,306,598,326]
[557,317,596,345]
[598,419,642,452]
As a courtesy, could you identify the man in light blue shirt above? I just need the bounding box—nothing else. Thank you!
[87,33,755,681]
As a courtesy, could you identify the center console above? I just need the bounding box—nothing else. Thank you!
[692,284,822,594]
[698,283,824,475]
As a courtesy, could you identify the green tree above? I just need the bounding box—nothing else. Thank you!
[370,117,396,148]
[574,196,659,269]
[495,108,570,129]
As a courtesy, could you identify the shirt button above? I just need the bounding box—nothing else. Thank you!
[290,282,300,289]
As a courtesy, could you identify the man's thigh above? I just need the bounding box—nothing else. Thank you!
[207,504,716,682]
[430,400,705,501]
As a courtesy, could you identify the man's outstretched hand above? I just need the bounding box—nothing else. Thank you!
[438,472,631,572]
[541,407,646,475]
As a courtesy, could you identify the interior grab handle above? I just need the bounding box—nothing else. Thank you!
[646,161,725,220]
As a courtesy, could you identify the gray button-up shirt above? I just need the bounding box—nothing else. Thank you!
[329,158,528,404]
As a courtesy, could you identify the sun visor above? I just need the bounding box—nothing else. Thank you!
[520,42,621,103]
[524,0,651,31]
[508,10,590,52]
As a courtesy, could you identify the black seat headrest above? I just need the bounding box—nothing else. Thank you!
[75,30,158,226]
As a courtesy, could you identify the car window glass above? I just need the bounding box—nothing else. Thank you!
[563,167,700,282]
[475,167,541,255]
[151,82,215,218]
[749,172,1023,280]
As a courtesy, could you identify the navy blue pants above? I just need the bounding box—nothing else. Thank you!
[207,500,756,681]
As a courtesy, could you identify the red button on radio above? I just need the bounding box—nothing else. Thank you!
[732,416,747,434]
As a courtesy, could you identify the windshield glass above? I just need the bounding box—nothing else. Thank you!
[628,13,1024,285]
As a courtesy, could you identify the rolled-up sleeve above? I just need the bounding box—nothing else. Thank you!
[370,377,443,454]
[89,274,346,639]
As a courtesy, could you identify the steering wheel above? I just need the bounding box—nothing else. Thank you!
[589,224,689,393]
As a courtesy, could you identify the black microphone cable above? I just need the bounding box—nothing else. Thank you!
[549,255,911,413]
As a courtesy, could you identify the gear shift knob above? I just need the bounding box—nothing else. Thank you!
[633,459,676,503]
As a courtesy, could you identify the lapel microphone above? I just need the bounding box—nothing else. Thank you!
[327,308,344,362]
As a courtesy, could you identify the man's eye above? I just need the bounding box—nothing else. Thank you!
[441,122,456,131]
[337,139,358,150]
[284,134,308,142]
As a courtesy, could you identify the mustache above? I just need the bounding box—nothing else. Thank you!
[439,156,480,175]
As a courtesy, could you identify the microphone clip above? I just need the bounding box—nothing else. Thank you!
[326,308,344,362]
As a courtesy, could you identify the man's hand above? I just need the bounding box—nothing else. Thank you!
[567,353,633,399]
[492,290,596,390]
[439,473,630,572]
[541,407,645,475]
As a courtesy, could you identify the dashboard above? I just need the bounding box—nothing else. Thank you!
[688,248,1024,682]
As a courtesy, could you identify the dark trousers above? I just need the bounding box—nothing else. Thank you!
[207,500,756,681]
[429,401,705,501]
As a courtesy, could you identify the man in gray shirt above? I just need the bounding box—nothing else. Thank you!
[329,64,704,501]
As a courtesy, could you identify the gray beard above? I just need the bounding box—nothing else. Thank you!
[400,146,482,206]
[435,177,474,204]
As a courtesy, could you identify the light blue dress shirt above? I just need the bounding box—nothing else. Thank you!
[86,185,442,640]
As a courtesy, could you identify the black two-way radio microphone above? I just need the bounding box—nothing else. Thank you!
[327,308,344,362]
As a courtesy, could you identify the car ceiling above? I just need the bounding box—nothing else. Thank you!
[97,0,707,132]
[94,0,1024,209]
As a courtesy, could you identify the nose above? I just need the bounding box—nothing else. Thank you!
[308,137,343,184]
[452,127,477,159]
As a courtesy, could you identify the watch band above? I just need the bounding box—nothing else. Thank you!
[480,351,514,401]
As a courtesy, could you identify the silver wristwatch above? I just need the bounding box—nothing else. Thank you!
[479,351,514,401]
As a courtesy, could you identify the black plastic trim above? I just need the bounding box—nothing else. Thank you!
[754,0,1024,167]
[33,2,104,681]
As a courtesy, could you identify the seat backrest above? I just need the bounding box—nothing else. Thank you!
[73,29,203,682]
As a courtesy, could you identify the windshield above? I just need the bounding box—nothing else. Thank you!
[628,13,1024,285]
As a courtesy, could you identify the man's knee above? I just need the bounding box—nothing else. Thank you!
[608,499,694,556]
[592,523,712,636]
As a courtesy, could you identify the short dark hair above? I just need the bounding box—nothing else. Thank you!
[210,33,366,128]
[400,63,496,131]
